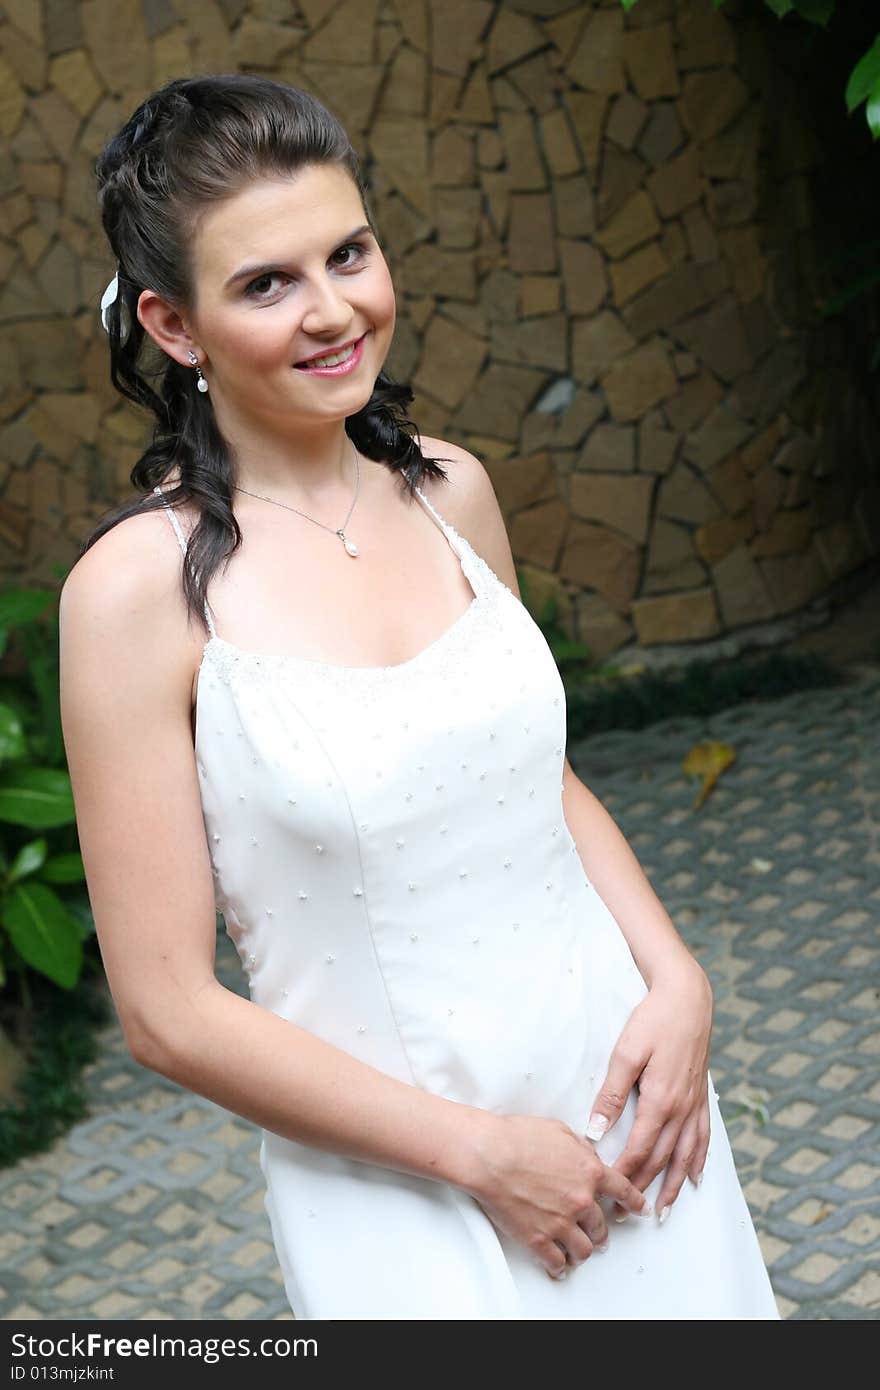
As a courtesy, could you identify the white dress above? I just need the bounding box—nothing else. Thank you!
[155,481,781,1320]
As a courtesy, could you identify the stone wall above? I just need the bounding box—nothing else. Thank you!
[1,0,878,662]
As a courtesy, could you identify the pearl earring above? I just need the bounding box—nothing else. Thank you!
[187,347,209,393]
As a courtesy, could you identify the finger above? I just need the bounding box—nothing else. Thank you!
[577,1205,609,1251]
[625,1114,683,1198]
[585,1041,648,1141]
[538,1237,568,1280]
[689,1097,711,1187]
[654,1110,701,1217]
[604,1100,667,1216]
[564,1224,597,1268]
[596,1159,654,1217]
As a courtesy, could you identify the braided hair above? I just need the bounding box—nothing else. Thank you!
[82,72,450,633]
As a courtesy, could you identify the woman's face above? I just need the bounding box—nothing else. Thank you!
[168,163,396,432]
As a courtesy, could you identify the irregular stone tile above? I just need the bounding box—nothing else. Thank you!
[540,107,581,177]
[658,460,724,525]
[304,63,385,132]
[370,116,431,216]
[713,544,776,626]
[752,463,787,531]
[564,90,606,173]
[486,7,545,74]
[506,50,564,116]
[559,238,607,316]
[302,0,378,62]
[677,0,737,68]
[679,69,750,141]
[682,401,752,472]
[401,243,476,300]
[647,143,704,217]
[490,312,567,371]
[508,191,555,273]
[571,310,636,386]
[455,63,493,122]
[570,470,654,544]
[558,518,641,612]
[483,449,556,514]
[436,188,481,248]
[602,340,678,423]
[573,590,633,660]
[610,241,670,307]
[498,110,545,191]
[694,511,755,565]
[412,312,485,409]
[0,20,48,92]
[751,507,814,558]
[606,91,649,151]
[454,363,550,439]
[638,411,678,475]
[391,0,428,53]
[594,189,660,259]
[0,54,26,136]
[431,127,474,185]
[631,586,720,643]
[706,451,752,516]
[597,145,647,225]
[565,8,624,94]
[430,0,493,77]
[675,296,754,384]
[380,43,428,115]
[638,101,685,167]
[623,23,679,101]
[552,173,596,237]
[49,48,103,118]
[508,496,568,568]
[520,275,560,316]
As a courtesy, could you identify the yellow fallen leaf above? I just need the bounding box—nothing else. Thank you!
[682,740,737,809]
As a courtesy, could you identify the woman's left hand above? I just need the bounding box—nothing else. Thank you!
[587,955,714,1218]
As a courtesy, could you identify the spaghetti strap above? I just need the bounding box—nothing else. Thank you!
[412,483,463,559]
[152,485,217,639]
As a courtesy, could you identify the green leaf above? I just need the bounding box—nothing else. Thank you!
[40,851,86,885]
[0,766,76,830]
[0,589,57,630]
[867,85,880,139]
[0,701,27,764]
[8,838,49,883]
[793,0,834,24]
[3,881,83,988]
[846,37,880,113]
[619,0,639,10]
[764,0,795,17]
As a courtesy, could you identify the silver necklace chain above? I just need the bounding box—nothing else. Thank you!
[231,440,361,557]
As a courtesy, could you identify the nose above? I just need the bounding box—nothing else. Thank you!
[300,271,355,337]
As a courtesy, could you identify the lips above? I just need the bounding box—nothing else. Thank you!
[294,333,365,368]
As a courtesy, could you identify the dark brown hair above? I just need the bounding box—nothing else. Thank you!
[82,72,449,632]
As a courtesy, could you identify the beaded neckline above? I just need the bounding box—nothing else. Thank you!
[197,528,508,685]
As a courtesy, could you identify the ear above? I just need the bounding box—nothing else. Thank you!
[136,288,200,366]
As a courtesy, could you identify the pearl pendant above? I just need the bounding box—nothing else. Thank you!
[338,530,359,557]
[196,377,209,393]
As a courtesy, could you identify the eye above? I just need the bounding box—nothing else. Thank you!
[330,240,369,269]
[244,271,289,299]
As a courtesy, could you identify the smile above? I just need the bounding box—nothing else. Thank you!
[294,334,367,375]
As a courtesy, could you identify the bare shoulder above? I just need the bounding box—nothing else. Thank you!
[58,496,220,1067]
[415,436,522,600]
[60,494,204,716]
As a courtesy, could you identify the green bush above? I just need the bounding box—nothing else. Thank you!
[0,584,98,1005]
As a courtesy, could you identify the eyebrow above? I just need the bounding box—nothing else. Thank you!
[223,224,374,289]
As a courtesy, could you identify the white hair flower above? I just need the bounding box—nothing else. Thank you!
[100,271,132,343]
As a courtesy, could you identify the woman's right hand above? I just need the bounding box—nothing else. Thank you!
[460,1111,653,1280]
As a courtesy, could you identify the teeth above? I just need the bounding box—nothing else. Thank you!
[302,341,356,368]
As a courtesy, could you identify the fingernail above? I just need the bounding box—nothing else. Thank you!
[658,1204,671,1225]
[696,1172,704,1189]
[584,1113,609,1141]
[636,1202,654,1219]
[596,1240,609,1254]
[614,1213,627,1223]
[555,1267,568,1280]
